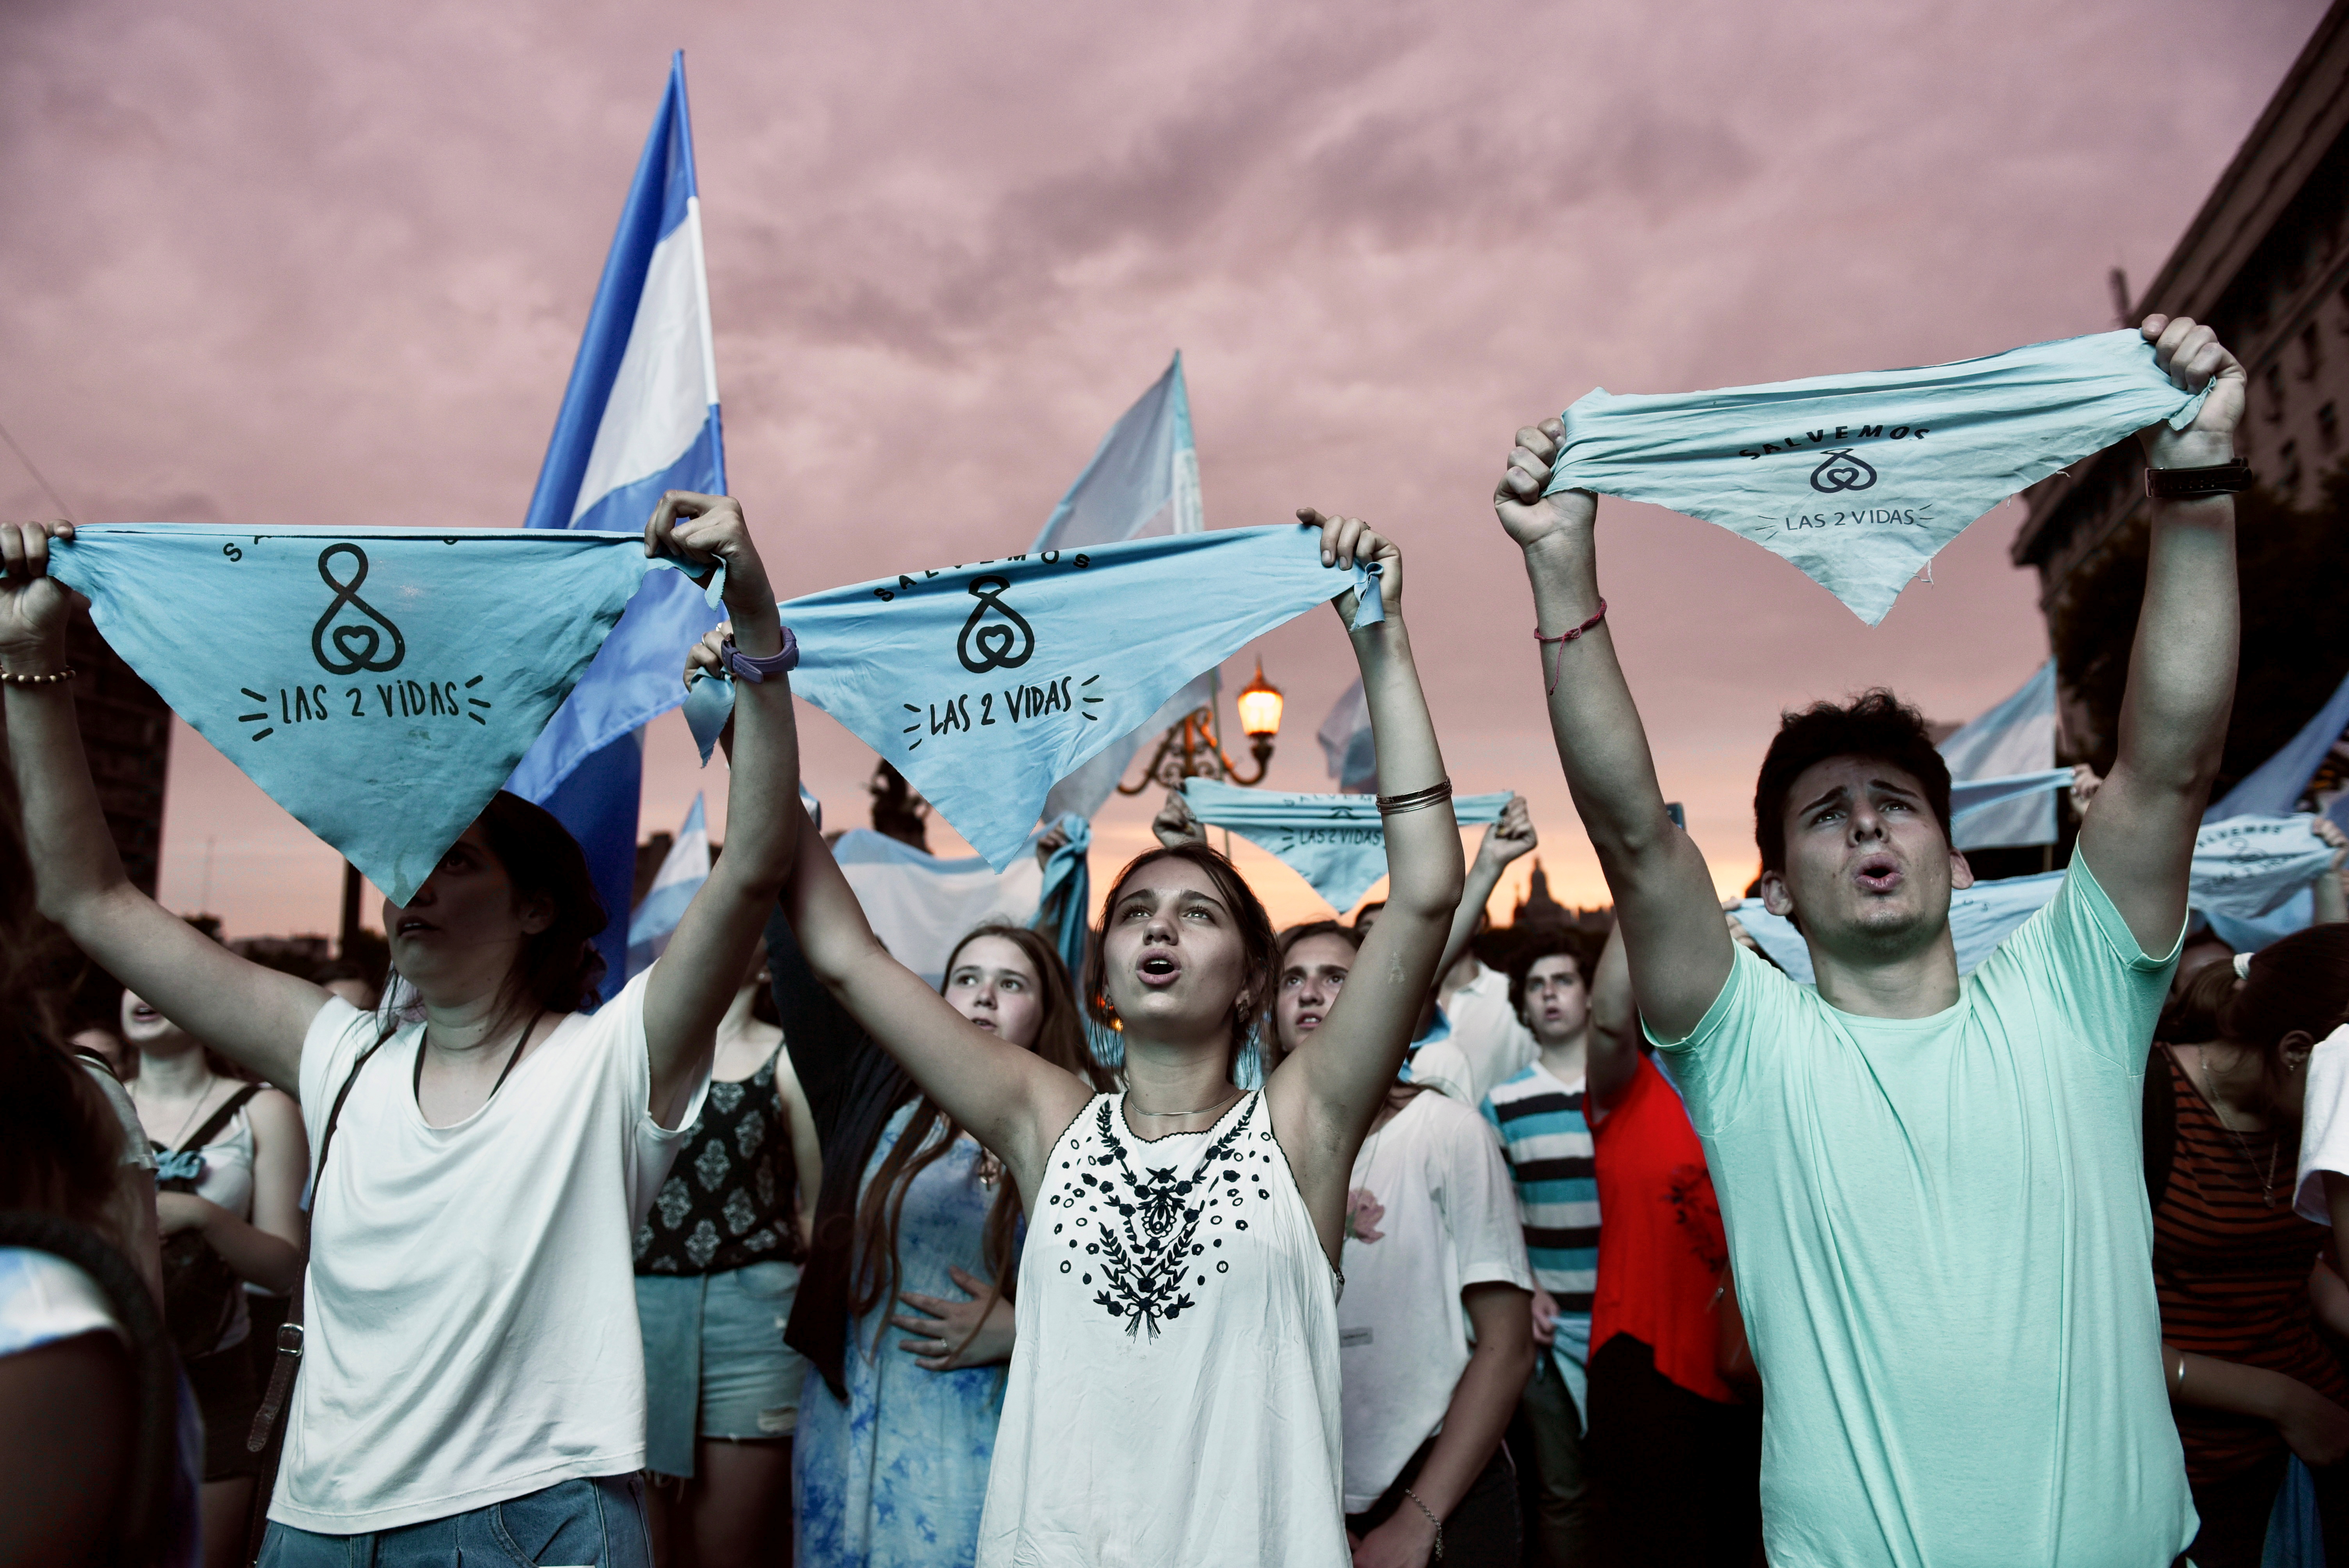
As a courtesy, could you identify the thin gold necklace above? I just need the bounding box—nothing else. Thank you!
[2194,1044,2281,1208]
[139,1070,220,1150]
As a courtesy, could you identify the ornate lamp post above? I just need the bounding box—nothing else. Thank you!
[1117,659,1285,794]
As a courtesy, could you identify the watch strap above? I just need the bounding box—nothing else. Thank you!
[2145,460,2253,500]
[720,625,800,683]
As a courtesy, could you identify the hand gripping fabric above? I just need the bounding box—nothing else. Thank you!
[1543,330,2213,624]
[1183,778,1508,911]
[45,524,720,903]
[685,523,1382,870]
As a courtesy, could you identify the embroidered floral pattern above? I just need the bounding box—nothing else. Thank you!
[1344,1188,1386,1244]
[1044,1094,1280,1338]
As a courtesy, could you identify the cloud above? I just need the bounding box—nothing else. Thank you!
[0,0,2325,934]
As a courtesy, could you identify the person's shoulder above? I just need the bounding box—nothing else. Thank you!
[1487,1063,1544,1096]
[573,968,658,1051]
[245,1084,305,1139]
[0,1249,119,1358]
[1410,1085,1492,1137]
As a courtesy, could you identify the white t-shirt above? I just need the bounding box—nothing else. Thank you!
[0,1249,120,1358]
[273,970,706,1534]
[2294,1022,2349,1224]
[1337,1090,1533,1511]
[1435,964,1537,1110]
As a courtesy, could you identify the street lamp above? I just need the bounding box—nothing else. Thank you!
[1116,658,1285,794]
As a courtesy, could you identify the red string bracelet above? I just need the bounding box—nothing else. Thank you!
[1534,599,1606,695]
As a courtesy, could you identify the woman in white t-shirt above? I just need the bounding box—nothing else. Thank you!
[1270,918,1536,1567]
[764,513,1465,1567]
[0,496,802,1567]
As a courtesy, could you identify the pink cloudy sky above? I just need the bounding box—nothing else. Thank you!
[0,0,2325,937]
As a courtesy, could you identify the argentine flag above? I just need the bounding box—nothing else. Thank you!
[1036,355,1212,822]
[627,794,710,979]
[508,51,725,995]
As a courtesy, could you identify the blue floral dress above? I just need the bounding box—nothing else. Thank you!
[793,1102,1015,1567]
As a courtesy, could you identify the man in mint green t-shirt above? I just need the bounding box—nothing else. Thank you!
[1487,315,2249,1568]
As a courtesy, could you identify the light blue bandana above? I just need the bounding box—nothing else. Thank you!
[688,524,1381,870]
[1732,815,2335,981]
[1182,778,1508,911]
[46,524,718,904]
[1950,768,2073,825]
[1544,330,2212,624]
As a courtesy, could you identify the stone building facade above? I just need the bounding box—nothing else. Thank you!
[2011,0,2349,755]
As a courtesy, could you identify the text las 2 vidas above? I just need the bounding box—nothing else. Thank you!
[689,523,1383,871]
[42,524,721,904]
[1542,329,2213,624]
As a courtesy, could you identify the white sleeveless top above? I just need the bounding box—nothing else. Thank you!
[976,1090,1348,1568]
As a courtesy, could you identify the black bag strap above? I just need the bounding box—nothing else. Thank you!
[247,1036,382,1454]
[169,1082,263,1159]
[2144,1044,2179,1209]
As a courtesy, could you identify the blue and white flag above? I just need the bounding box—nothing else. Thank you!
[1031,355,1208,822]
[508,51,726,994]
[833,827,1047,987]
[1544,331,2212,624]
[45,524,718,905]
[627,793,709,977]
[1032,354,1202,554]
[1733,814,2339,981]
[1939,661,2059,849]
[1949,769,2073,832]
[2207,666,2349,828]
[1316,677,1376,793]
[692,524,1381,870]
[1183,778,1508,911]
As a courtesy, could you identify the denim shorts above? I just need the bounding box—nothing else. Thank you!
[635,1260,807,1478]
[258,1474,649,1567]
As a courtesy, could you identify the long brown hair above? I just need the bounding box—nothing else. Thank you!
[0,766,121,1225]
[1082,841,1279,1076]
[847,923,1108,1355]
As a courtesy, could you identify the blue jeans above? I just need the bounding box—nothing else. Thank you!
[258,1475,651,1567]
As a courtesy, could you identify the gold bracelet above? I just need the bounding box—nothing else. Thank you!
[1400,1487,1444,1561]
[0,665,76,688]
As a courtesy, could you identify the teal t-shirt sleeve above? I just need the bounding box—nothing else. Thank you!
[1971,851,2182,1071]
[1640,943,1798,1136]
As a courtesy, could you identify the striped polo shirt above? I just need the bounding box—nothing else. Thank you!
[1481,1062,1600,1314]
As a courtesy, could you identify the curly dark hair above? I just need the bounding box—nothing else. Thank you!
[1506,928,1595,1019]
[1753,689,1953,875]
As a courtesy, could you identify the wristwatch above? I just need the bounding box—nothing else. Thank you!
[719,626,800,683]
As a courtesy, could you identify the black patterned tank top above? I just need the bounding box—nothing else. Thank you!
[635,1046,806,1275]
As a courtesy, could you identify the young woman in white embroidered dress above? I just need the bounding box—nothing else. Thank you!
[760,512,1464,1568]
[0,496,802,1566]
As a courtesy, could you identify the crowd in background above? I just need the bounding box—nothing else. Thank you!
[12,318,2349,1568]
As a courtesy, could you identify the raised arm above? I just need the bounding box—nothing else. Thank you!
[2,522,324,1091]
[1267,513,1467,1190]
[1435,794,1536,982]
[2075,317,2246,955]
[1495,430,1731,1041]
[641,494,803,1129]
[1585,918,1640,1111]
[780,816,1093,1199]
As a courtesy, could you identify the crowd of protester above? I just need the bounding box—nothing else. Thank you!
[9,315,2349,1568]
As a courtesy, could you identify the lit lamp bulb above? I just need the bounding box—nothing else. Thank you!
[1237,661,1284,739]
